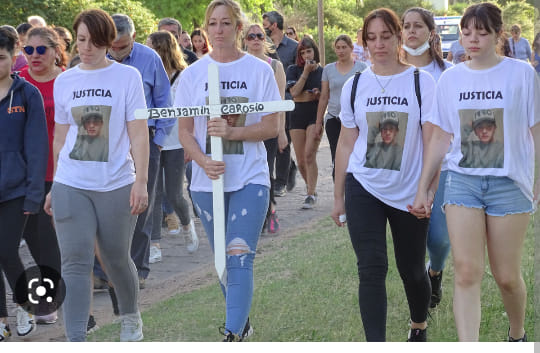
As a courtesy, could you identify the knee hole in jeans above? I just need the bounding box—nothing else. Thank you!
[226,237,251,256]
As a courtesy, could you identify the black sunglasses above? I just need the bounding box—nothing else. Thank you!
[246,33,265,41]
[286,31,295,36]
[24,45,48,55]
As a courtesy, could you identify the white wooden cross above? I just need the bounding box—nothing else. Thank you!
[135,63,294,286]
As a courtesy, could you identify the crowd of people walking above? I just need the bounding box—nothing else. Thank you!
[0,0,538,343]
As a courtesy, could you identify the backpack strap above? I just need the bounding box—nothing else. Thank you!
[414,68,422,128]
[170,70,181,85]
[350,71,362,114]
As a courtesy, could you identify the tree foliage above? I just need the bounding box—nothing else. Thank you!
[0,0,158,44]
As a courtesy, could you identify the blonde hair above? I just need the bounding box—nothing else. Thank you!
[244,23,275,55]
[147,30,187,75]
[204,0,245,49]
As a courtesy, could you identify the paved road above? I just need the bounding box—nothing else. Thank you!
[8,138,335,341]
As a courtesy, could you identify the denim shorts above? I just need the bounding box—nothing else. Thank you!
[443,171,534,216]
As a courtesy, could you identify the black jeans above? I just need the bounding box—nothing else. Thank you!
[0,197,29,316]
[23,182,61,274]
[324,117,341,180]
[264,137,278,217]
[344,174,430,341]
[152,148,191,242]
[275,111,292,187]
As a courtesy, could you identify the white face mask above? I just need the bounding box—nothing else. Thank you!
[402,39,430,56]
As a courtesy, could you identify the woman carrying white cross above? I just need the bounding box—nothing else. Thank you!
[176,0,281,342]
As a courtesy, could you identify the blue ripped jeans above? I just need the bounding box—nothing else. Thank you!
[191,184,269,335]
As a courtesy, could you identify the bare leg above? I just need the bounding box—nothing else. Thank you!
[486,213,529,340]
[446,205,487,341]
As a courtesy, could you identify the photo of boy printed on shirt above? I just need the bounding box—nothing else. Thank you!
[365,111,407,171]
[205,96,247,155]
[459,108,504,169]
[69,105,110,162]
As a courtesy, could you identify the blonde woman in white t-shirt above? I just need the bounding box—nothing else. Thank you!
[331,8,436,342]
[177,0,281,341]
[411,2,540,342]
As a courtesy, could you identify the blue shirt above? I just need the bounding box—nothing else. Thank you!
[108,42,174,146]
[509,37,532,62]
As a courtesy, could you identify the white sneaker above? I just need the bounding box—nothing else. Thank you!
[16,306,36,337]
[183,220,199,253]
[35,311,58,324]
[120,312,143,342]
[149,245,162,264]
[0,321,11,341]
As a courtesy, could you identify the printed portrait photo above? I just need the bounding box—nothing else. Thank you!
[458,108,504,169]
[364,111,408,171]
[69,105,110,162]
[206,96,248,155]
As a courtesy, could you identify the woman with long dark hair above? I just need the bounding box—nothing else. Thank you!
[191,28,211,58]
[401,7,453,310]
[287,37,323,209]
[411,2,539,341]
[332,8,436,341]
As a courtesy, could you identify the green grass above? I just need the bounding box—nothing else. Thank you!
[89,216,536,342]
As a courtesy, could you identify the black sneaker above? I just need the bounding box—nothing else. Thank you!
[219,326,242,342]
[274,184,286,197]
[87,315,99,335]
[286,161,297,192]
[429,270,443,308]
[407,327,427,342]
[108,287,120,316]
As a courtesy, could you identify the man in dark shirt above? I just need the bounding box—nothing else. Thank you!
[158,17,198,65]
[263,10,298,196]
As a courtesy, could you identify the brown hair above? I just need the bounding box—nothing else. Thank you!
[295,36,320,66]
[73,9,116,49]
[362,8,402,63]
[334,34,353,49]
[147,31,187,75]
[401,7,445,70]
[460,2,503,34]
[27,26,68,68]
[190,28,211,54]
[204,0,244,49]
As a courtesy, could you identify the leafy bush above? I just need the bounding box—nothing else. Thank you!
[0,0,157,44]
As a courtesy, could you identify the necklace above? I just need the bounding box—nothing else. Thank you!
[373,72,393,93]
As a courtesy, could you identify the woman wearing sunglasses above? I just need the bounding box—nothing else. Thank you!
[18,26,66,325]
[286,26,299,42]
[244,23,287,233]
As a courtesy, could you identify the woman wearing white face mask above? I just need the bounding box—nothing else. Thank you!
[401,7,453,311]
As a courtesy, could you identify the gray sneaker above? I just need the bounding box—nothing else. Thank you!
[120,312,143,342]
[302,195,317,209]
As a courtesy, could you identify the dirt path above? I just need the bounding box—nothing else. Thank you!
[9,139,334,341]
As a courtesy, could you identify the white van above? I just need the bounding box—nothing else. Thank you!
[435,16,461,58]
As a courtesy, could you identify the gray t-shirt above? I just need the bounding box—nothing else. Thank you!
[321,61,367,120]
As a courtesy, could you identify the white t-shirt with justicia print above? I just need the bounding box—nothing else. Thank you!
[174,53,281,193]
[53,62,147,191]
[428,57,540,201]
[340,66,436,211]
